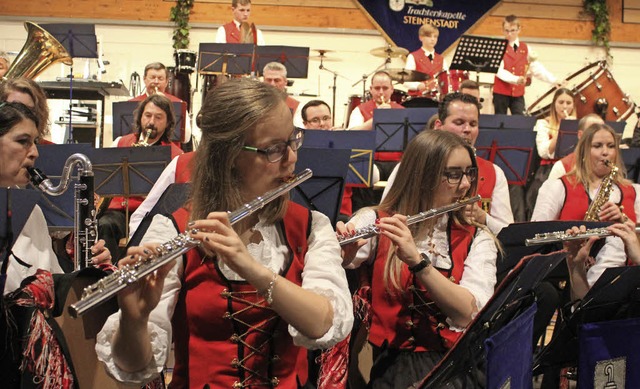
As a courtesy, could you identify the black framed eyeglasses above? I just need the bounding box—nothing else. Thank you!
[442,167,478,184]
[242,127,304,163]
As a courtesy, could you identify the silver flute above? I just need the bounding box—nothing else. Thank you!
[525,226,640,246]
[338,195,481,246]
[68,168,312,317]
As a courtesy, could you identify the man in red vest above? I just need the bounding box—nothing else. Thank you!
[100,94,183,259]
[215,0,265,45]
[348,71,404,132]
[404,24,445,98]
[263,62,304,127]
[493,14,559,115]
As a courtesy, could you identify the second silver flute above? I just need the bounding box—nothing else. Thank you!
[525,226,640,246]
[338,195,481,246]
[69,168,312,317]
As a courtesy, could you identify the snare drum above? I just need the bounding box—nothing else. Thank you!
[437,70,470,97]
[174,49,197,73]
[527,61,636,121]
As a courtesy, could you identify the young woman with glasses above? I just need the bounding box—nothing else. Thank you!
[96,79,353,388]
[338,129,498,388]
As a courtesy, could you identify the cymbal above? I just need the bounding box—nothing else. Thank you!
[370,46,409,58]
[386,68,430,83]
[313,49,334,55]
[308,55,341,62]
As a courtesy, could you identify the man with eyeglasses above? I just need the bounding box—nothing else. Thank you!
[301,100,339,130]
[382,92,514,235]
[493,14,560,115]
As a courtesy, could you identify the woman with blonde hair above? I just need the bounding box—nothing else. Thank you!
[339,129,497,388]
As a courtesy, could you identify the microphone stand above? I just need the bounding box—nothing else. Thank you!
[317,51,340,127]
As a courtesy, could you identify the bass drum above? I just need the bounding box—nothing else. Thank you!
[527,61,636,121]
[167,66,192,110]
[174,49,197,74]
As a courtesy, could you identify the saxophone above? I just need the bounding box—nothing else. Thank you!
[27,153,97,270]
[584,160,618,221]
[68,168,313,317]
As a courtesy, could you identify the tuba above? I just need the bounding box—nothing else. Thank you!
[3,21,73,80]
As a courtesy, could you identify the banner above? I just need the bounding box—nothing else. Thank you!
[356,0,501,54]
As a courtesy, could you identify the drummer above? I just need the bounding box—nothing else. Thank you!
[216,0,265,45]
[348,71,404,132]
[404,24,446,98]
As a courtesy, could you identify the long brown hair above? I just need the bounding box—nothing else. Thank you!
[190,78,288,225]
[548,87,574,131]
[567,122,629,187]
[380,130,478,292]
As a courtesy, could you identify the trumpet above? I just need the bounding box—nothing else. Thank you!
[525,226,640,246]
[338,195,481,246]
[68,168,313,317]
[134,128,153,147]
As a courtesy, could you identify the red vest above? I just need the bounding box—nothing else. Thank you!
[175,151,195,183]
[286,95,300,115]
[493,42,529,97]
[223,21,241,43]
[559,176,637,223]
[561,153,576,174]
[107,134,183,212]
[130,92,183,103]
[476,157,497,213]
[357,100,405,161]
[368,211,476,351]
[170,202,311,388]
[411,49,444,77]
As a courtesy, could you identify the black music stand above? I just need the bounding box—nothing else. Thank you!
[302,130,376,188]
[197,43,254,75]
[292,148,351,226]
[92,147,174,238]
[414,250,568,388]
[372,107,437,155]
[112,101,187,142]
[127,183,191,250]
[533,266,640,376]
[0,188,41,293]
[40,24,99,144]
[476,114,537,186]
[33,144,94,229]
[449,35,507,78]
[621,147,640,184]
[255,46,310,78]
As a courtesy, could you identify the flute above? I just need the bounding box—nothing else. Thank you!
[338,195,481,246]
[68,168,313,317]
[525,226,640,246]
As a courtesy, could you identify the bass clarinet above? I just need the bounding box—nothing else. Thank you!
[68,168,312,317]
[338,195,481,246]
[27,153,97,270]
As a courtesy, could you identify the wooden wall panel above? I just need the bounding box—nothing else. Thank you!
[1,0,640,43]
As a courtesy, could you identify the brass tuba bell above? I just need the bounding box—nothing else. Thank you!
[4,21,73,80]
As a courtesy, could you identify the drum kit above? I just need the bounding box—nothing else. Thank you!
[527,60,636,122]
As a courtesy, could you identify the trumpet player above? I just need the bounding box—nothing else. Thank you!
[348,70,404,131]
[101,94,183,259]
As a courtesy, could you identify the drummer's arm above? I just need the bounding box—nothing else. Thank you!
[404,54,423,91]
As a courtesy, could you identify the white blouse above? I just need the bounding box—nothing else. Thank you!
[96,210,354,384]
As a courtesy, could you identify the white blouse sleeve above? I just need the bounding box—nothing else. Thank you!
[342,208,378,270]
[458,228,498,311]
[380,163,400,202]
[548,160,567,182]
[588,236,627,287]
[531,178,566,221]
[485,164,514,234]
[289,211,354,350]
[535,118,555,159]
[96,214,183,384]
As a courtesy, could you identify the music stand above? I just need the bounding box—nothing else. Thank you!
[293,148,351,226]
[476,114,537,186]
[555,119,627,159]
[40,24,99,144]
[414,250,568,388]
[33,144,94,229]
[449,35,507,78]
[621,148,640,184]
[112,101,187,142]
[197,43,254,75]
[302,130,376,188]
[255,45,310,78]
[372,107,437,155]
[533,266,640,375]
[127,183,191,249]
[0,188,41,294]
